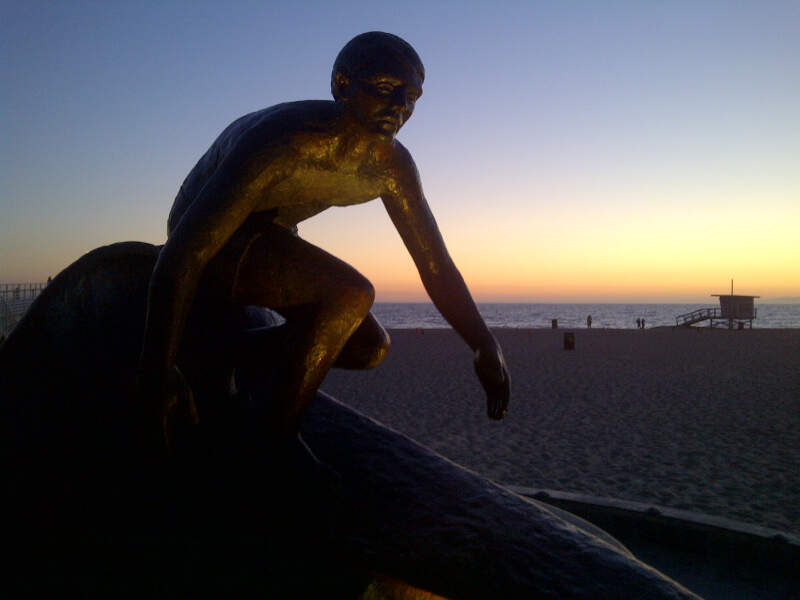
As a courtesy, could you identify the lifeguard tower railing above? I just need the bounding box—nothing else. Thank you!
[1,283,47,339]
[675,307,721,327]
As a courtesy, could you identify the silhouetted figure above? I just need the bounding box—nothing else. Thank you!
[586,315,592,328]
[137,32,510,457]
[636,318,641,329]
[641,318,646,329]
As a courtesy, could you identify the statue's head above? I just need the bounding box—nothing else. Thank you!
[332,32,425,139]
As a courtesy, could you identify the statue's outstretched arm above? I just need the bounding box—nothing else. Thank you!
[381,149,510,419]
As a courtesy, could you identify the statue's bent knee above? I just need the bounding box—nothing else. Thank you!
[362,330,390,369]
[335,310,390,370]
[332,273,375,320]
[350,275,375,311]
[335,335,388,371]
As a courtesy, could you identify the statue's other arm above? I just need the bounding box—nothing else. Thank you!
[381,147,510,419]
[138,133,283,396]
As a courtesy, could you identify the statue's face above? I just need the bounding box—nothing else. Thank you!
[341,56,423,140]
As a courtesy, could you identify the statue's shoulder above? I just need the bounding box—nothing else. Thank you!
[383,140,421,184]
[224,100,339,145]
[389,139,414,163]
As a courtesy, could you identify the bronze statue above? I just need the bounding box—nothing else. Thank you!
[137,32,510,454]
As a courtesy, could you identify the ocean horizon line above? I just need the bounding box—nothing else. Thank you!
[371,302,800,330]
[373,300,800,305]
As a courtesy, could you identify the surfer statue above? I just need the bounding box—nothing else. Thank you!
[136,32,510,456]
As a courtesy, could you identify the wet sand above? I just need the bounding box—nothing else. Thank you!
[321,327,800,535]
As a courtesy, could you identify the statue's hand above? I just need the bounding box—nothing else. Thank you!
[134,365,198,458]
[474,340,510,421]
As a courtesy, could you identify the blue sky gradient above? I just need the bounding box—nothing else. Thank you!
[2,1,798,300]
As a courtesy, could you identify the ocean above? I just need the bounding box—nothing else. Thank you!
[371,303,800,330]
[3,293,798,339]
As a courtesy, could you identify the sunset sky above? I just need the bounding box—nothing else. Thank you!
[2,1,798,302]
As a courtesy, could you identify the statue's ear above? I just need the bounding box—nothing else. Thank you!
[333,72,350,101]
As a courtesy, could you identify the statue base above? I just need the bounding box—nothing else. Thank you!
[0,242,699,598]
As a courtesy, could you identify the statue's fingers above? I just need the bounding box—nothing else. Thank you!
[178,385,199,424]
[487,400,497,420]
[166,367,198,425]
[501,374,510,412]
[487,394,504,420]
[489,382,510,420]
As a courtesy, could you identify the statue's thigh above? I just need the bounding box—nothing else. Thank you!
[231,226,372,311]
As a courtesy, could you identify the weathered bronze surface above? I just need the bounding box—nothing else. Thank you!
[139,32,510,452]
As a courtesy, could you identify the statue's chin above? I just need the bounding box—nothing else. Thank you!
[373,130,396,142]
[372,119,400,139]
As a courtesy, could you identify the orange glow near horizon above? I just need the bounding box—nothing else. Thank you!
[299,191,800,303]
[4,191,797,304]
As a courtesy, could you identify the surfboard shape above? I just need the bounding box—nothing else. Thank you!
[302,391,698,598]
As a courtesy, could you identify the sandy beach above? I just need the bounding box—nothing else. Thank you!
[321,327,800,536]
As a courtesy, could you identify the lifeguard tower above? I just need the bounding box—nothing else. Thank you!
[675,281,758,329]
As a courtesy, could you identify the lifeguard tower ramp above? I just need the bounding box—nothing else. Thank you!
[676,283,758,329]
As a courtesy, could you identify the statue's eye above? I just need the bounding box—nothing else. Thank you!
[376,83,394,95]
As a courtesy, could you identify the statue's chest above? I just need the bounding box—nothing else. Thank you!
[267,162,383,208]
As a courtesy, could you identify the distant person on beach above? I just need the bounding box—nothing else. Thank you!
[586,315,592,328]
[641,318,646,329]
[636,318,641,329]
[137,32,510,456]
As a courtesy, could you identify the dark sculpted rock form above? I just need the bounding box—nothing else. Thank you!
[303,394,701,599]
[0,243,700,598]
